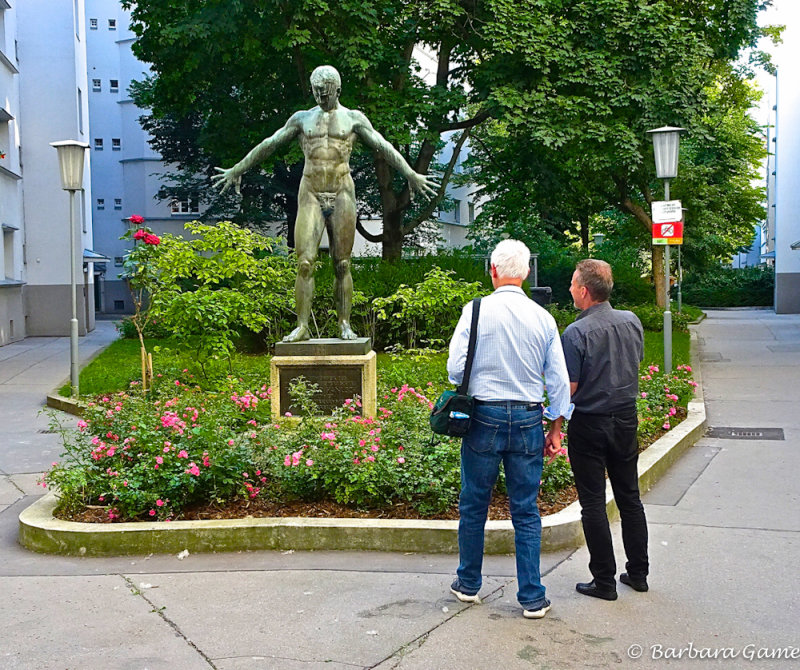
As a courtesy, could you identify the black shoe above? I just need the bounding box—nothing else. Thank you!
[576,580,618,601]
[620,573,649,592]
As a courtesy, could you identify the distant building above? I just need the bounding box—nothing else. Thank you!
[85,0,195,315]
[763,3,800,312]
[1,0,97,346]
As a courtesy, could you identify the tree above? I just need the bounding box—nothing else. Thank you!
[125,0,501,259]
[464,0,774,305]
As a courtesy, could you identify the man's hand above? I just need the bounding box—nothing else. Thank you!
[211,166,242,195]
[544,418,564,465]
[408,172,439,200]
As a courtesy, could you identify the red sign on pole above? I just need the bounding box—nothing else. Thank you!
[652,200,684,245]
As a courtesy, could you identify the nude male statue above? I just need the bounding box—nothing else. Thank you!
[212,65,438,342]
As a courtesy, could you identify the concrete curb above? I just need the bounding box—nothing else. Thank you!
[19,403,706,557]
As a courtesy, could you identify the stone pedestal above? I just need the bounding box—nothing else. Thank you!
[270,338,377,417]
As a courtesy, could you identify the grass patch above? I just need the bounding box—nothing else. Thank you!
[644,330,691,368]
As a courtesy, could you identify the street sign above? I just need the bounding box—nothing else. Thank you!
[652,200,683,245]
[652,200,682,223]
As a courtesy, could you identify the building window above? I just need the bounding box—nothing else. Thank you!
[114,300,125,311]
[92,78,101,91]
[112,138,121,151]
[96,198,105,210]
[468,202,475,224]
[94,138,103,150]
[114,198,122,210]
[90,18,98,30]
[453,199,461,224]
[108,19,117,30]
[114,257,123,267]
[171,197,200,215]
[109,79,119,93]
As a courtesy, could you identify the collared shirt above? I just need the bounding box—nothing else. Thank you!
[447,285,573,420]
[561,301,644,414]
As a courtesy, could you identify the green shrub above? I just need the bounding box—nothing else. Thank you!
[116,316,171,340]
[372,268,486,349]
[681,265,774,307]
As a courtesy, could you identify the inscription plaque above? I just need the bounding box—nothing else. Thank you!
[280,365,364,416]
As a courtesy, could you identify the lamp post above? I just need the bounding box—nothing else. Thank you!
[51,140,89,397]
[647,126,685,372]
[592,233,605,249]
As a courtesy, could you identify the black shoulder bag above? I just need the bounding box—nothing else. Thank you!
[429,298,481,437]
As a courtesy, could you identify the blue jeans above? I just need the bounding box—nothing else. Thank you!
[457,402,547,610]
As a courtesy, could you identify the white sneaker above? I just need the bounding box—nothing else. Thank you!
[523,602,551,619]
[450,581,481,604]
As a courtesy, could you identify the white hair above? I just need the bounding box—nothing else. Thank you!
[490,239,531,280]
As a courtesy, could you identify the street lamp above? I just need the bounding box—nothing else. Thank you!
[592,233,605,248]
[51,140,89,397]
[647,126,685,373]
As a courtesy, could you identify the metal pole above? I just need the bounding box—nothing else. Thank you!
[677,245,682,313]
[69,189,79,397]
[663,179,672,372]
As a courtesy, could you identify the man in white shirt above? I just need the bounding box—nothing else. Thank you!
[447,239,572,619]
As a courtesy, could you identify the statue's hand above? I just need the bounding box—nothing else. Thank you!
[211,167,242,195]
[408,172,440,201]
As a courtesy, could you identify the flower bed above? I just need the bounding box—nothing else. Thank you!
[42,365,696,523]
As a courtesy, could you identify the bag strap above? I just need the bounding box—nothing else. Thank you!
[457,297,481,395]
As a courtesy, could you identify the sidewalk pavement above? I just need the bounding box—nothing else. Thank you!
[1,311,798,669]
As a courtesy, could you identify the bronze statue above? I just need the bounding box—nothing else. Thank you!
[213,65,438,342]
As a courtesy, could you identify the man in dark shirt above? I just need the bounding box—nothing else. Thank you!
[554,259,649,600]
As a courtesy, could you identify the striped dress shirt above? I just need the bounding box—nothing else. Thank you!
[447,285,573,421]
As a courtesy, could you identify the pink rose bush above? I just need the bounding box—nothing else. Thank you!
[636,364,697,442]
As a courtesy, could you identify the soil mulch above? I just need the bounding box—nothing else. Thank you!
[60,486,579,524]
[57,412,684,525]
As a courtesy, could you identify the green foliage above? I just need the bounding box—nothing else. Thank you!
[116,316,171,340]
[681,265,774,307]
[540,456,574,503]
[373,268,486,349]
[140,221,296,365]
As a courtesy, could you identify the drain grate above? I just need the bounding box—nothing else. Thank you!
[707,426,784,441]
[37,429,58,434]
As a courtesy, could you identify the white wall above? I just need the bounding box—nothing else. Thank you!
[16,0,94,335]
[768,2,800,312]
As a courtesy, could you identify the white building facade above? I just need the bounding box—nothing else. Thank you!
[1,0,96,345]
[85,0,194,314]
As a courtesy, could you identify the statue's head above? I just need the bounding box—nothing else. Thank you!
[310,65,341,111]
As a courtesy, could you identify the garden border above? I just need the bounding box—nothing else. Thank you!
[21,333,707,557]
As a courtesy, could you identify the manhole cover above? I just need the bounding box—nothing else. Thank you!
[707,427,785,440]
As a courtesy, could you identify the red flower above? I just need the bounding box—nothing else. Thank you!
[143,233,161,246]
[133,229,146,241]
[128,214,145,224]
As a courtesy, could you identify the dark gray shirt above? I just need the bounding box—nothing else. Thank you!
[561,302,644,414]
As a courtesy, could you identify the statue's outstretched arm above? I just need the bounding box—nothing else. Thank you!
[353,112,439,200]
[212,114,302,195]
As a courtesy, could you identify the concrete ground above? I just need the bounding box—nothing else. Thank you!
[1,311,798,669]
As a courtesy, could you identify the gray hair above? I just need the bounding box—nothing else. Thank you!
[575,258,614,302]
[310,65,341,90]
[490,239,531,280]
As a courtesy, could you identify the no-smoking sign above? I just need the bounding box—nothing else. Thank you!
[652,200,684,245]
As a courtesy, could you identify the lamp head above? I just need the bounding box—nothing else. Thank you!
[646,126,686,180]
[50,140,89,190]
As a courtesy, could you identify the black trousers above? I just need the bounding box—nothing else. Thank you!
[567,409,649,590]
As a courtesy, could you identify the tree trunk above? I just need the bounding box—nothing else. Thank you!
[580,217,589,251]
[652,245,667,309]
[381,210,405,262]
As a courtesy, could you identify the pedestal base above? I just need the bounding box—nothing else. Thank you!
[270,338,377,417]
